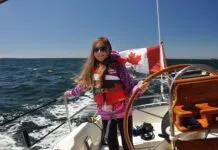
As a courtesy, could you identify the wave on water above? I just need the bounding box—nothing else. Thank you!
[0,91,94,150]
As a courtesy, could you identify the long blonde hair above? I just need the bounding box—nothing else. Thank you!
[75,37,112,89]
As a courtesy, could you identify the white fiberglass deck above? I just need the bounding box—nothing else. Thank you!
[101,104,170,150]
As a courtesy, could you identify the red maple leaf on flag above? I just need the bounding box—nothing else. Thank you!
[127,52,142,65]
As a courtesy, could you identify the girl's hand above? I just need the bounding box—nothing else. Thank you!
[64,90,73,98]
[137,81,149,93]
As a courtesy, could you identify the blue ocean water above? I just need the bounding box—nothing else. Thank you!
[0,58,85,111]
[0,58,217,149]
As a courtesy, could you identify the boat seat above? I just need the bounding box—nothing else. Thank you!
[172,75,218,132]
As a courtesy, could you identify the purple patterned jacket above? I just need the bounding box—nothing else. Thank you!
[70,54,141,120]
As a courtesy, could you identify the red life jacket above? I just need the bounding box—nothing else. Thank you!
[93,65,127,105]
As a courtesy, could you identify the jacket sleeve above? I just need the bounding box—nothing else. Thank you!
[114,63,144,98]
[114,63,135,96]
[71,84,86,97]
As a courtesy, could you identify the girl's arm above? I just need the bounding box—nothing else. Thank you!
[64,84,86,98]
[114,63,135,96]
[115,63,148,97]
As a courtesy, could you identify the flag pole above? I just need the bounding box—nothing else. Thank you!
[156,0,165,101]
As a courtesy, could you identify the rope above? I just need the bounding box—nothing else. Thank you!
[0,98,58,126]
[88,112,98,122]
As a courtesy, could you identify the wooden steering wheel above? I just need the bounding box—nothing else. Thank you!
[123,63,218,149]
[123,64,190,150]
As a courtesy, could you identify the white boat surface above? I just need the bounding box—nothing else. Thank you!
[54,103,169,150]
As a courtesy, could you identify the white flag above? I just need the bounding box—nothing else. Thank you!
[112,45,166,74]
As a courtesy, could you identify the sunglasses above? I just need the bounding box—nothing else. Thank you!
[94,46,108,52]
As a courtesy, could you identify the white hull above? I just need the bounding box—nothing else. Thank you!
[54,104,170,150]
[54,102,217,150]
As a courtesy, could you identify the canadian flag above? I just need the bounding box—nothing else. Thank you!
[112,45,166,74]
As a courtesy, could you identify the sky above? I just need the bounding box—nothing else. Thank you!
[0,0,218,59]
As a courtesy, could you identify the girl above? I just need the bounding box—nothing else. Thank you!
[64,37,148,150]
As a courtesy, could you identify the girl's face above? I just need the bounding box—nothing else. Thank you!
[93,42,109,62]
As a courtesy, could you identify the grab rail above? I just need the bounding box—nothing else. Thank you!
[64,98,72,132]
[22,104,89,148]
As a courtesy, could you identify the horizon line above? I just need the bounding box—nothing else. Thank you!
[0,57,217,60]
